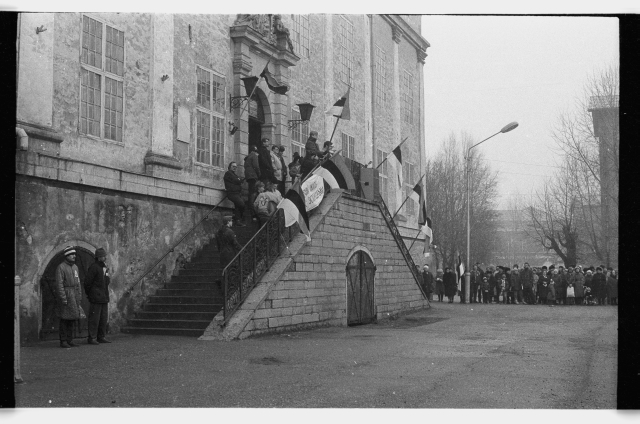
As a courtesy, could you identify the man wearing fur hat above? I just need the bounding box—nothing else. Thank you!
[84,247,111,344]
[217,216,243,269]
[55,246,84,348]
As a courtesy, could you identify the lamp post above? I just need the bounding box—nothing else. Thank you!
[465,121,518,303]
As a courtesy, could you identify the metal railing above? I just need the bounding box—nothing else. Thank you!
[124,195,228,296]
[221,208,299,324]
[377,198,428,299]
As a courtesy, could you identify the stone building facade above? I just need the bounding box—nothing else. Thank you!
[15,13,429,342]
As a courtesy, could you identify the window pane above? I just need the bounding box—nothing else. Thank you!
[196,68,211,110]
[211,73,225,114]
[196,110,211,165]
[212,116,224,168]
[104,76,124,142]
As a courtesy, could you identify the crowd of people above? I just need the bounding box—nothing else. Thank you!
[420,262,619,306]
[224,131,332,227]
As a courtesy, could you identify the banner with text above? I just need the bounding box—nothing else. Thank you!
[301,175,325,212]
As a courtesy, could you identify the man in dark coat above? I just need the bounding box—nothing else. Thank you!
[223,161,246,227]
[519,262,535,305]
[443,267,457,303]
[422,265,434,301]
[277,145,288,196]
[591,267,607,305]
[470,264,479,303]
[216,216,243,269]
[55,246,83,348]
[258,137,275,185]
[510,265,522,304]
[244,145,261,221]
[300,131,326,179]
[84,247,111,344]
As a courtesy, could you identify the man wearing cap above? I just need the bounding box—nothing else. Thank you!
[216,216,243,269]
[300,131,324,179]
[421,265,434,301]
[55,246,84,348]
[276,145,288,196]
[520,262,535,305]
[224,161,247,227]
[84,247,111,344]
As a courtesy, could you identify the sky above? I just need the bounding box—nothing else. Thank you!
[421,15,619,209]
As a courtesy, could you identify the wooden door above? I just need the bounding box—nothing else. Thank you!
[346,251,376,326]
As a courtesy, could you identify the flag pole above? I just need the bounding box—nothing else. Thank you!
[328,116,341,145]
[235,53,276,127]
[390,173,425,221]
[407,228,424,252]
[375,136,410,169]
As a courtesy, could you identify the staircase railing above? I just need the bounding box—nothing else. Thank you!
[221,208,299,324]
[124,195,228,296]
[377,198,428,298]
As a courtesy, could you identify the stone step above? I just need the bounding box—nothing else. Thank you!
[154,288,219,297]
[126,318,212,329]
[163,282,220,290]
[143,303,220,313]
[170,274,222,283]
[146,295,222,305]
[120,327,207,337]
[135,311,218,321]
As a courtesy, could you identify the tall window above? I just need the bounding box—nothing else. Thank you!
[79,15,125,142]
[374,45,387,106]
[402,69,414,125]
[403,161,416,216]
[196,66,225,168]
[291,15,310,58]
[290,108,308,159]
[338,16,354,85]
[376,148,388,202]
[341,132,355,160]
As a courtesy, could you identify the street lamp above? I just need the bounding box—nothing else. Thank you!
[464,121,518,303]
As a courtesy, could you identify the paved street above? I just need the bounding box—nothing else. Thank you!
[13,300,617,409]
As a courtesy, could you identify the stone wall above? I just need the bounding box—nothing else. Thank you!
[240,194,428,338]
[15,168,229,343]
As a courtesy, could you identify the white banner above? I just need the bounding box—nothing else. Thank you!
[301,175,325,212]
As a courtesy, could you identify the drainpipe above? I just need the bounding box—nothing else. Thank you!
[16,127,28,151]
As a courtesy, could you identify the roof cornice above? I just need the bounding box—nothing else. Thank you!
[381,15,430,53]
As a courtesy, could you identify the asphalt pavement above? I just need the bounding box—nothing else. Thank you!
[11,299,618,410]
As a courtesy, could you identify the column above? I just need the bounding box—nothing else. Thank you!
[392,24,404,215]
[323,14,334,143]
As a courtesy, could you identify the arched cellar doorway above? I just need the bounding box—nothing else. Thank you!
[40,246,93,341]
[346,249,377,326]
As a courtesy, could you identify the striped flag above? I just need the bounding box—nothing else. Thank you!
[260,64,289,95]
[312,153,356,190]
[422,216,433,257]
[325,88,350,120]
[409,178,427,225]
[278,184,310,241]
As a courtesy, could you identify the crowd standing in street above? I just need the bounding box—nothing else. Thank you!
[420,261,618,307]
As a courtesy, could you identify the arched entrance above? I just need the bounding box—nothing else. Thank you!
[346,249,376,326]
[40,246,93,341]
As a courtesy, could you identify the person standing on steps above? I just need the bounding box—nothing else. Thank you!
[223,161,246,227]
[244,145,261,222]
[55,246,84,348]
[84,247,111,345]
[258,137,275,186]
[216,216,243,270]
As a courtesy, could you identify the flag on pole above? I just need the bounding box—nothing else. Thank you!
[458,251,465,280]
[325,88,350,120]
[278,184,310,241]
[260,64,289,95]
[312,153,356,190]
[409,179,428,226]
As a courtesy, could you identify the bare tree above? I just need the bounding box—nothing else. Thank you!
[426,132,499,270]
[525,65,618,267]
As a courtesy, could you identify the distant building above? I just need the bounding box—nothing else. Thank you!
[490,210,563,267]
[588,95,619,268]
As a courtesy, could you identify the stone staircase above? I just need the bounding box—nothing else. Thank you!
[121,211,259,337]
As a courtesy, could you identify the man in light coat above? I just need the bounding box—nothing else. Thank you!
[55,246,83,348]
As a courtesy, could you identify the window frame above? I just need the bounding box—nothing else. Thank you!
[341,132,355,160]
[376,148,388,202]
[291,14,310,58]
[290,107,308,161]
[338,15,354,86]
[374,44,387,106]
[402,69,414,125]
[78,14,126,144]
[195,65,226,169]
